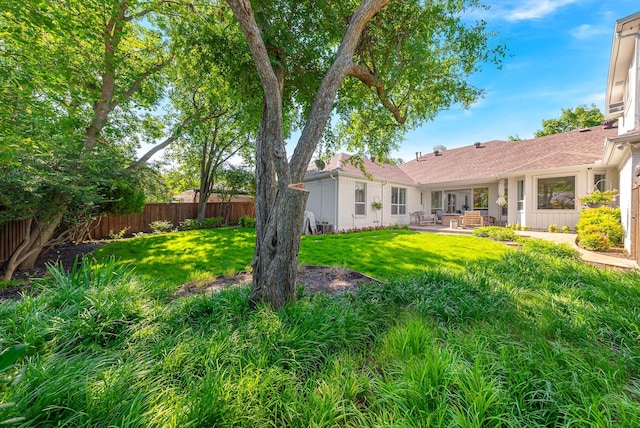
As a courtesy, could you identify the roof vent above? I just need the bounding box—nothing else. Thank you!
[474,142,483,148]
[578,128,591,133]
[608,101,624,114]
[602,120,615,129]
[434,150,442,156]
[433,144,447,152]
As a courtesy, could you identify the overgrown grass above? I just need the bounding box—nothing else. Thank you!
[1,243,639,426]
[93,228,511,287]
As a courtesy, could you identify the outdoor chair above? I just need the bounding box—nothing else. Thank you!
[435,209,443,224]
[461,210,484,228]
[419,212,436,225]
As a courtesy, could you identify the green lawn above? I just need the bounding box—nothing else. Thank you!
[2,230,640,426]
[92,228,511,286]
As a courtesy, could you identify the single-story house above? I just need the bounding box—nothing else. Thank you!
[304,124,618,232]
[303,11,640,258]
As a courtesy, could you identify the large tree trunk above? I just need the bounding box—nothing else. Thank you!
[249,183,309,307]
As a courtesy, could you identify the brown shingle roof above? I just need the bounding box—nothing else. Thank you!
[399,125,618,184]
[306,153,416,184]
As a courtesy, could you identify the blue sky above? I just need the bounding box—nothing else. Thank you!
[392,0,639,163]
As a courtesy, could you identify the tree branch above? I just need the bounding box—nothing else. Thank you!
[129,109,202,169]
[346,64,407,124]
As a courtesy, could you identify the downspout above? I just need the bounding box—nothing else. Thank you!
[381,180,388,226]
[330,172,338,231]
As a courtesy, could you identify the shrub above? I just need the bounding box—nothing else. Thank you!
[149,220,174,234]
[576,206,623,250]
[547,224,557,233]
[579,232,610,251]
[578,189,618,206]
[561,225,571,233]
[202,216,223,229]
[239,215,256,228]
[108,227,129,240]
[178,218,200,231]
[472,226,517,241]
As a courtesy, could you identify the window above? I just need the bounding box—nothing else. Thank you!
[517,180,524,211]
[594,174,606,191]
[500,182,508,217]
[472,187,488,209]
[537,176,575,210]
[355,182,366,215]
[391,187,406,215]
[431,191,442,214]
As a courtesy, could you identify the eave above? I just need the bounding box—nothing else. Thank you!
[605,11,640,119]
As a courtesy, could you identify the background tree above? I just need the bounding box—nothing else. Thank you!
[215,166,256,223]
[0,0,185,279]
[225,0,505,308]
[534,104,604,137]
[162,7,258,222]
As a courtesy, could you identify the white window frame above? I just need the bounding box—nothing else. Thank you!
[355,182,366,215]
[517,180,524,211]
[391,187,406,215]
[536,175,576,210]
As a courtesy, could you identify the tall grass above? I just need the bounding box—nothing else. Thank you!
[1,245,639,426]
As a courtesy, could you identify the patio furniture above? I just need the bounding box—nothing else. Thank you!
[461,211,484,228]
[435,209,444,224]
[419,211,436,225]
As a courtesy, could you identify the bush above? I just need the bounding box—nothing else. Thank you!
[472,226,517,241]
[576,207,623,250]
[202,216,223,229]
[149,220,174,234]
[561,225,571,233]
[547,224,558,233]
[178,218,200,231]
[579,232,610,251]
[239,215,256,228]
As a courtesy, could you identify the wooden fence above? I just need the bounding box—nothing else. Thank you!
[88,202,255,239]
[0,202,255,264]
[1,219,29,265]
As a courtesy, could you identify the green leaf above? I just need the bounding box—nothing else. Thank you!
[0,344,26,373]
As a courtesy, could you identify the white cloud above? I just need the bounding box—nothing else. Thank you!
[505,0,578,22]
[571,23,609,40]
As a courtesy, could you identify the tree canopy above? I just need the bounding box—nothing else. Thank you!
[534,104,604,137]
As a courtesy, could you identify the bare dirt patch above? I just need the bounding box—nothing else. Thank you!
[175,265,381,299]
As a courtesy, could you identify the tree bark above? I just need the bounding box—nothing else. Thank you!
[2,211,65,280]
[249,183,309,307]
[18,212,65,270]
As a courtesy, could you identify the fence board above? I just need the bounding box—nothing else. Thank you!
[0,220,29,265]
[88,202,255,239]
